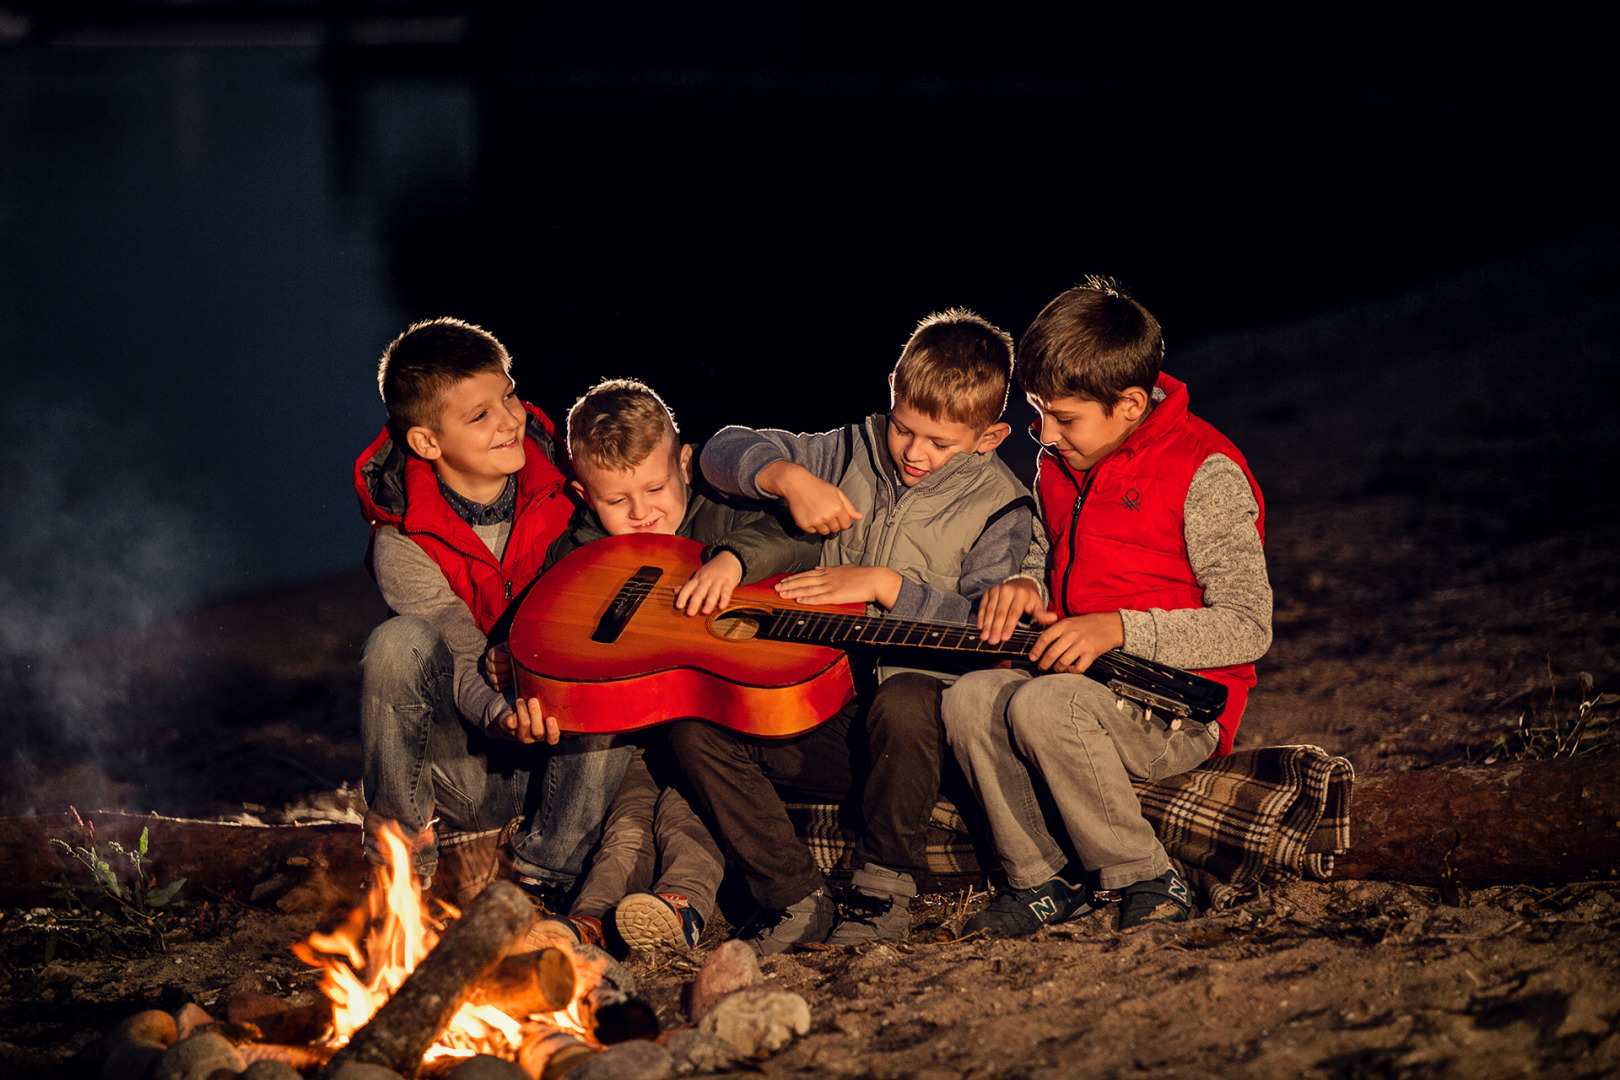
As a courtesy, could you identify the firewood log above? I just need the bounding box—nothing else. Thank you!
[319,880,535,1078]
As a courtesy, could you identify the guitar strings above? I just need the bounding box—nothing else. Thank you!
[626,581,1042,653]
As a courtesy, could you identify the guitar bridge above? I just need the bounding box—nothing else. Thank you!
[591,565,663,644]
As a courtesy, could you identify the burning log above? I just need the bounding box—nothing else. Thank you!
[469,948,576,1017]
[518,1024,600,1079]
[320,879,536,1078]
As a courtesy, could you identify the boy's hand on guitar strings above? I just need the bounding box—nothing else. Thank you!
[493,697,562,745]
[761,461,864,535]
[482,643,514,691]
[976,578,1046,645]
[1028,612,1125,674]
[675,551,743,615]
[775,564,901,609]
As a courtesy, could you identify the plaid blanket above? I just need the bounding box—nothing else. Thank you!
[785,744,1354,910]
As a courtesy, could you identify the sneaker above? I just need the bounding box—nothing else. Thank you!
[615,892,705,950]
[525,913,606,951]
[736,888,836,955]
[963,872,1096,938]
[826,863,916,946]
[1115,867,1192,929]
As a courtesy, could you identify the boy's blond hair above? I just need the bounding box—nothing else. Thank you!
[890,308,1014,430]
[1017,276,1165,415]
[378,317,513,442]
[567,378,680,473]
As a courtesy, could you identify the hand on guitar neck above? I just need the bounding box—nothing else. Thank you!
[976,578,1126,676]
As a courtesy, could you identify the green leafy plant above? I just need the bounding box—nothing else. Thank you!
[42,806,187,958]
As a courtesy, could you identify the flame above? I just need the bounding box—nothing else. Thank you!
[292,824,597,1062]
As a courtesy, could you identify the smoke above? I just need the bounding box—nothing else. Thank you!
[0,396,237,811]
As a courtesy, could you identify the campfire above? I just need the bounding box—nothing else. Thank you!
[81,820,813,1080]
[284,824,623,1077]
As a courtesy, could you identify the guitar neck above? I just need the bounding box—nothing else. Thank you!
[755,606,1215,722]
[759,607,1135,675]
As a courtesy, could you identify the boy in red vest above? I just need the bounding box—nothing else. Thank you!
[353,317,577,889]
[941,278,1271,934]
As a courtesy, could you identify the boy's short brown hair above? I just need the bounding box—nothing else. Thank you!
[1017,276,1165,415]
[890,308,1015,430]
[378,317,513,441]
[566,378,680,473]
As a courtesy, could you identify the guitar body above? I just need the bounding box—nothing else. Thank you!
[508,534,858,737]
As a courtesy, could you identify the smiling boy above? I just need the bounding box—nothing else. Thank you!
[674,308,1034,951]
[353,317,574,889]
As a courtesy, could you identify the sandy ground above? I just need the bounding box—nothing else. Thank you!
[1,244,1617,1077]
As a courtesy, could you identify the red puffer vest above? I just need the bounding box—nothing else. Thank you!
[1035,374,1264,754]
[353,402,574,634]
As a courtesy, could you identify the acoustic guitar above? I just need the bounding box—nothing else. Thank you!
[507,533,1227,736]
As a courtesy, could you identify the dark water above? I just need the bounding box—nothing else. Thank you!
[2,7,1614,657]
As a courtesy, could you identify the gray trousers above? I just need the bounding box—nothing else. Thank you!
[569,746,724,924]
[940,668,1217,892]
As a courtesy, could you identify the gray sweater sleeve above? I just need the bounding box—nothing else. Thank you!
[371,526,509,730]
[700,424,854,496]
[890,503,1035,622]
[1118,454,1272,669]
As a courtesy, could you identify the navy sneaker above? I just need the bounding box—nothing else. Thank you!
[963,872,1096,938]
[615,891,705,950]
[1116,867,1192,929]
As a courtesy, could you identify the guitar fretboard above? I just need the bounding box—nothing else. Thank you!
[761,608,1036,657]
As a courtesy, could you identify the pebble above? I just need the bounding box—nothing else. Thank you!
[111,1009,179,1049]
[687,940,763,1020]
[443,1053,531,1080]
[240,1060,305,1080]
[567,1039,673,1080]
[698,989,810,1056]
[659,1028,744,1075]
[172,1003,214,1040]
[325,1064,408,1080]
[151,1030,246,1080]
[99,1037,167,1080]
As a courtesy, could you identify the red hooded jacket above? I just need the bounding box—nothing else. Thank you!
[1035,374,1265,753]
[353,403,574,635]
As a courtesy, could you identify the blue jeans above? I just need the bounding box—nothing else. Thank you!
[360,615,526,880]
[508,732,634,889]
[362,615,635,891]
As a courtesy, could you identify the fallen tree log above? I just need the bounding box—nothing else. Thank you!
[0,811,365,909]
[1,755,1613,911]
[1333,755,1620,886]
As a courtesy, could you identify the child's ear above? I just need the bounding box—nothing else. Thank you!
[679,443,694,482]
[405,426,442,460]
[1117,387,1151,422]
[976,422,1012,453]
[570,479,588,501]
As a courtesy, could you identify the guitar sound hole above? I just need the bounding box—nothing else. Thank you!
[712,609,769,641]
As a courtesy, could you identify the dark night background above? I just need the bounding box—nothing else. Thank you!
[1,2,1615,657]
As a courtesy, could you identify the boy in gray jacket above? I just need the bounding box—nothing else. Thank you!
[672,308,1034,952]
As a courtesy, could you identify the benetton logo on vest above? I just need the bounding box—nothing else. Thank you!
[1120,488,1142,511]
